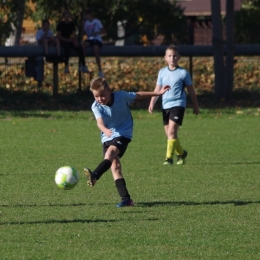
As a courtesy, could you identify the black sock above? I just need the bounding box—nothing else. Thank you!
[115,178,130,200]
[93,159,112,180]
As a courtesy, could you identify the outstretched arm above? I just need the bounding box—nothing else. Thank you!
[148,84,161,114]
[135,85,170,101]
[186,85,199,115]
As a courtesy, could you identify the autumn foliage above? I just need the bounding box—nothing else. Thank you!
[0,56,259,108]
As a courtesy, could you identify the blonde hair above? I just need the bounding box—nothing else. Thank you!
[90,77,109,92]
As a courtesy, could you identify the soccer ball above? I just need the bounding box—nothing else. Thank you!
[55,166,79,190]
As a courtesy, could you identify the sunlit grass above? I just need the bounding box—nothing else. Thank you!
[1,109,260,259]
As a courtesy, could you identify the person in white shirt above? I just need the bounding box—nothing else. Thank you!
[36,19,60,56]
[82,9,106,77]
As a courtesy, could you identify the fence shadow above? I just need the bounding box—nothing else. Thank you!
[0,218,117,226]
[191,161,260,165]
[0,203,88,207]
[138,200,260,207]
[0,88,93,112]
[1,88,260,112]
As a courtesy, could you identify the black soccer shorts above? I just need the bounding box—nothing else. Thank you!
[162,106,185,126]
[103,136,131,158]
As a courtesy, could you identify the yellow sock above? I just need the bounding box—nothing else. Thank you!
[166,139,177,159]
[175,138,184,155]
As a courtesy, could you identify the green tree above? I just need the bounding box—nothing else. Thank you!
[31,0,187,45]
[0,0,32,45]
[235,0,260,43]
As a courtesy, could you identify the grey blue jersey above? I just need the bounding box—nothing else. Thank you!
[156,66,192,109]
[91,91,137,143]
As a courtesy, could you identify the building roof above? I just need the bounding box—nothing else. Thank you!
[175,0,243,16]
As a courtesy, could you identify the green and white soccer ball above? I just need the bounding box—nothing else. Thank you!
[55,166,79,190]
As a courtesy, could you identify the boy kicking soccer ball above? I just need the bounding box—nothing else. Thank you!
[148,45,199,165]
[85,77,170,207]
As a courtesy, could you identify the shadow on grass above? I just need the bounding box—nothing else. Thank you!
[192,161,260,165]
[0,218,117,225]
[0,88,260,112]
[138,200,260,207]
[0,203,88,207]
[0,88,93,112]
[1,200,259,208]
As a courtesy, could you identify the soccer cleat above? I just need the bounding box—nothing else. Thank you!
[79,66,89,73]
[116,199,134,208]
[84,167,96,187]
[98,71,104,77]
[176,150,188,165]
[163,158,173,165]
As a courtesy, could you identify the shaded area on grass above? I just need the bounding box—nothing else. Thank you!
[1,200,259,209]
[0,203,88,207]
[0,87,260,112]
[138,200,260,207]
[0,218,118,225]
[0,88,93,111]
[192,161,260,165]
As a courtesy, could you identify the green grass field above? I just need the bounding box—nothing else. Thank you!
[1,108,260,260]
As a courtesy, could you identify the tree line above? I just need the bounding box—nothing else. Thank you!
[1,0,260,46]
[0,0,260,101]
[0,0,187,46]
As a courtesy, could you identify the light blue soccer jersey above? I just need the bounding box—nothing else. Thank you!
[91,91,137,143]
[156,66,192,109]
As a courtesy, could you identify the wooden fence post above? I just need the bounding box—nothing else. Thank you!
[53,61,58,98]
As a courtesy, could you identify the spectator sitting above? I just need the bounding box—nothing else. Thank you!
[56,10,87,74]
[36,19,60,56]
[82,9,106,77]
